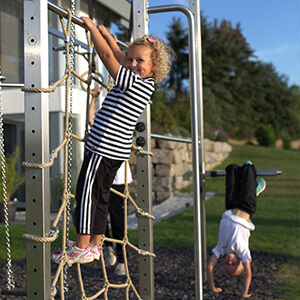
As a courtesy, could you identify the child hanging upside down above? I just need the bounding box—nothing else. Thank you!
[207,161,266,298]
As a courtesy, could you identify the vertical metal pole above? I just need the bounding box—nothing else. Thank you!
[148,4,203,299]
[189,0,207,281]
[133,1,155,300]
[24,1,51,299]
[185,7,203,300]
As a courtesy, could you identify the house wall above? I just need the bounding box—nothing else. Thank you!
[0,0,130,209]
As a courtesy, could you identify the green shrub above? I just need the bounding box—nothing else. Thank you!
[204,124,229,142]
[281,132,292,149]
[52,174,76,208]
[255,124,276,147]
[0,147,24,202]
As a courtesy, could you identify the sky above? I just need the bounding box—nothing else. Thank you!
[147,0,300,87]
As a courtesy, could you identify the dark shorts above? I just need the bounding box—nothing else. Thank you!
[225,163,257,216]
[75,151,123,235]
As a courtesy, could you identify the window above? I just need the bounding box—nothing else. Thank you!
[0,0,24,83]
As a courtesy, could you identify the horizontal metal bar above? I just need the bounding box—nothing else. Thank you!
[148,4,192,15]
[117,40,128,49]
[0,83,24,88]
[48,1,128,50]
[49,26,89,50]
[205,170,282,177]
[151,133,192,144]
[48,1,85,28]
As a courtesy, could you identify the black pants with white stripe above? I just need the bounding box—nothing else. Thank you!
[105,184,126,263]
[75,150,123,235]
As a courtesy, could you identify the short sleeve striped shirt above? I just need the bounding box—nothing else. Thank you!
[85,65,155,160]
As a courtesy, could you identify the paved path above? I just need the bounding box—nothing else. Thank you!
[11,192,215,228]
[127,192,215,229]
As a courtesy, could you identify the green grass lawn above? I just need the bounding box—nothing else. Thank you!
[129,144,300,299]
[1,144,299,298]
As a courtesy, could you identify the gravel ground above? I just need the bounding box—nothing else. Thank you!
[0,246,285,300]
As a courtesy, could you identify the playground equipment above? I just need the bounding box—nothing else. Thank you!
[19,1,205,298]
[21,1,156,299]
[1,0,281,299]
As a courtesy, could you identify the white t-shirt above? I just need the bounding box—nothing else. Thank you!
[113,161,133,185]
[212,209,255,263]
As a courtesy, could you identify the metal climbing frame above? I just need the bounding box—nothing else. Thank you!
[24,1,51,299]
[136,2,282,300]
[23,1,282,300]
[133,1,205,300]
[23,0,202,299]
[24,0,204,299]
[132,2,155,300]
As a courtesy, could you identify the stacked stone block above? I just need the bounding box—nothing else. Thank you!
[128,137,232,204]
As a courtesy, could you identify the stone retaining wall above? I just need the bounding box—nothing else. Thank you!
[129,137,232,204]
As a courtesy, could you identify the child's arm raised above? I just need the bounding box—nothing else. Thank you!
[81,17,120,80]
[237,259,252,298]
[207,253,223,293]
[97,25,123,64]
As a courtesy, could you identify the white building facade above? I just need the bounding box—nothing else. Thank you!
[0,0,131,209]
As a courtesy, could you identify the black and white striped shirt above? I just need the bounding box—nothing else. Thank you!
[85,65,155,160]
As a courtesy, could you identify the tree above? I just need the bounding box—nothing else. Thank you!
[151,17,191,136]
[202,18,257,136]
[250,62,300,138]
[151,90,176,134]
[152,14,300,140]
[165,17,189,98]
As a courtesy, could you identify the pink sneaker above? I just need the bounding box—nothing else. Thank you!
[67,240,76,247]
[90,244,102,260]
[52,245,94,266]
[66,241,102,260]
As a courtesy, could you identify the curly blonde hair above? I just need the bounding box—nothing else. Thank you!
[124,35,175,83]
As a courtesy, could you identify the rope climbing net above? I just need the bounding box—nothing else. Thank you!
[22,8,155,300]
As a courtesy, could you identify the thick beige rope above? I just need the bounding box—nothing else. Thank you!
[132,144,154,157]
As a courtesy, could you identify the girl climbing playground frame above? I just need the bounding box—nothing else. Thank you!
[23,0,205,299]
